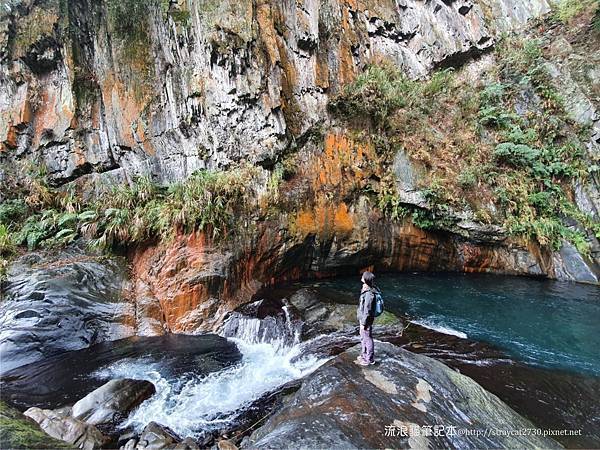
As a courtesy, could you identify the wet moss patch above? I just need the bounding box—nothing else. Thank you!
[0,402,73,449]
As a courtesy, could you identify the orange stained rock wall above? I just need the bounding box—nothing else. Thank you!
[127,209,549,334]
[292,131,375,239]
[130,232,224,332]
[295,202,355,238]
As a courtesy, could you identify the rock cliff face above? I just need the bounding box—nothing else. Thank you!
[1,0,551,184]
[130,214,552,333]
[1,0,599,334]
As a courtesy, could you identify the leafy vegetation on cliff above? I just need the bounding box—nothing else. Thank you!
[0,164,257,263]
[1,1,599,276]
[330,28,599,253]
[554,0,599,26]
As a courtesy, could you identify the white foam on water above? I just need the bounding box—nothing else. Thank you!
[93,336,327,439]
[411,319,468,339]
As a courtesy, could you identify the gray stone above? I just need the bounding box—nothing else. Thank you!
[71,378,156,426]
[24,407,107,450]
[122,439,137,450]
[392,149,428,208]
[137,421,180,450]
[0,244,135,374]
[0,401,74,449]
[288,287,403,336]
[553,242,599,284]
[174,437,201,450]
[0,0,550,185]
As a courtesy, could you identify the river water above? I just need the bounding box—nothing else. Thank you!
[1,273,599,447]
[1,316,328,441]
[298,273,600,375]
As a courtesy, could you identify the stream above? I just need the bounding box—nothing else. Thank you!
[1,272,599,447]
[296,273,600,375]
[1,315,329,442]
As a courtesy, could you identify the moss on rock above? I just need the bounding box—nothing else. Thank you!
[0,402,73,449]
[12,1,59,58]
[375,310,402,326]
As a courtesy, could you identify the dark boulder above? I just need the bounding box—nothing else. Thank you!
[72,379,156,426]
[245,343,561,449]
[224,287,404,349]
[287,287,403,337]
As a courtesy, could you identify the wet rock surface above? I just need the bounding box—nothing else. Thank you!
[222,288,405,350]
[378,325,600,448]
[2,275,598,448]
[132,217,562,335]
[0,334,241,410]
[0,245,135,374]
[287,287,403,337]
[248,282,600,448]
[245,343,561,450]
[71,379,156,426]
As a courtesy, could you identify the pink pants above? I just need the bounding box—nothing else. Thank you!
[360,324,374,363]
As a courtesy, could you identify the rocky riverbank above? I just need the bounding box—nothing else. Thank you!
[1,1,599,448]
[3,277,599,449]
[243,343,560,450]
[0,341,565,450]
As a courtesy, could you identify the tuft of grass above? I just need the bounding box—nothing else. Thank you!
[1,165,260,254]
[329,64,412,128]
[0,223,16,255]
[377,186,410,222]
[330,65,455,131]
[553,0,599,25]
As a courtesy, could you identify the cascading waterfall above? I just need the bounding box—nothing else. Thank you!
[220,305,303,350]
[93,300,328,440]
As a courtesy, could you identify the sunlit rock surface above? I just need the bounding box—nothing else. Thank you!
[24,406,108,450]
[71,379,156,426]
[0,0,549,184]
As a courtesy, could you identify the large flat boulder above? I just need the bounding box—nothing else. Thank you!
[72,378,156,425]
[245,343,561,449]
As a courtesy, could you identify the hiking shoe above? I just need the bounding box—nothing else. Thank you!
[357,358,370,366]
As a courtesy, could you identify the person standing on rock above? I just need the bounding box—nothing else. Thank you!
[357,271,377,366]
